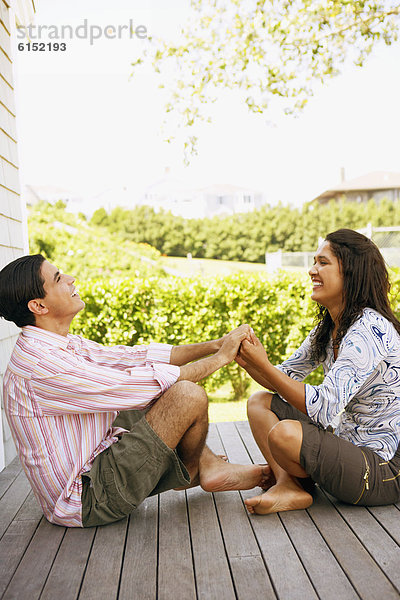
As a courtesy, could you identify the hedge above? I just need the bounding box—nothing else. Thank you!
[71,269,400,400]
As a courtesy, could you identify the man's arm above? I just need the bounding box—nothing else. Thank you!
[170,324,256,367]
[170,339,221,366]
[177,325,253,382]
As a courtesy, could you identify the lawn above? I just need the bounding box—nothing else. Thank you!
[208,399,248,422]
[160,255,268,277]
[207,380,263,422]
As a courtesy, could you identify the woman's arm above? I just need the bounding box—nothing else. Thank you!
[235,354,276,391]
[238,338,307,413]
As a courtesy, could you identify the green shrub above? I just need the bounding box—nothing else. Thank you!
[71,268,400,400]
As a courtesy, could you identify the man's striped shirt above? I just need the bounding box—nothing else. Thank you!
[3,325,180,527]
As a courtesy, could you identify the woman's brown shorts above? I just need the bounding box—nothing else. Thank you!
[81,409,191,527]
[271,394,400,506]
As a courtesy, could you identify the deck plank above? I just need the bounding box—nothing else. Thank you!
[325,496,400,593]
[78,518,128,600]
[233,421,319,600]
[187,485,236,599]
[209,424,276,599]
[158,489,196,600]
[308,487,399,600]
[368,504,400,545]
[2,519,65,600]
[118,495,158,600]
[280,509,358,600]
[0,470,32,538]
[0,492,43,597]
[0,457,22,499]
[40,527,96,600]
[1,421,400,600]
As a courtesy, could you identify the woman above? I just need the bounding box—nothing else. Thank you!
[237,229,400,514]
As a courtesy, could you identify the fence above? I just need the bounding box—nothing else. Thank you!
[266,225,400,272]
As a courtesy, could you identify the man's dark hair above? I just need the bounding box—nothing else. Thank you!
[0,254,46,327]
[311,228,400,361]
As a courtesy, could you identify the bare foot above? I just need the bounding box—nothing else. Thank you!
[260,464,276,491]
[174,454,228,490]
[199,450,269,492]
[245,481,313,515]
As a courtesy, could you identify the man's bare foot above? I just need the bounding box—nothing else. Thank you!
[245,481,313,515]
[199,449,269,492]
[260,465,276,491]
[174,454,228,490]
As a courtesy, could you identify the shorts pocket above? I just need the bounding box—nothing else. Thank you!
[102,467,135,519]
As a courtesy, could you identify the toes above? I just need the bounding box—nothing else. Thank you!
[244,495,262,508]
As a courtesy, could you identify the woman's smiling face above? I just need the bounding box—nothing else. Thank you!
[309,240,344,318]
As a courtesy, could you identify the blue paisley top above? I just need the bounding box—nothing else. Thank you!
[276,308,400,460]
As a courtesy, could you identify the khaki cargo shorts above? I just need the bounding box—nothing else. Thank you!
[81,409,191,527]
[271,394,400,506]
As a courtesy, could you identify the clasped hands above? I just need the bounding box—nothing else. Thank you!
[218,324,269,370]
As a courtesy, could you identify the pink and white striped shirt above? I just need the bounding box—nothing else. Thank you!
[3,325,180,527]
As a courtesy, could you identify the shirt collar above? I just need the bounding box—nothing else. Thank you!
[21,325,71,350]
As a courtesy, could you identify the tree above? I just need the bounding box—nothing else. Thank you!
[134,0,400,159]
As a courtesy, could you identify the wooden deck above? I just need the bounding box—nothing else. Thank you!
[1,421,400,600]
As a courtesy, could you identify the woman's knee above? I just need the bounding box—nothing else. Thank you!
[247,390,274,417]
[268,420,303,454]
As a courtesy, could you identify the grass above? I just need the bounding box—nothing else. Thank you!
[207,380,263,423]
[160,255,268,277]
[208,399,248,423]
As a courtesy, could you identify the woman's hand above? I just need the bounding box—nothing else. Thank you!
[237,335,269,370]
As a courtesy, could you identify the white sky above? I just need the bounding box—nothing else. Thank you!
[14,0,400,211]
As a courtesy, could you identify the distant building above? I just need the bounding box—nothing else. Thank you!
[313,171,400,204]
[22,184,82,207]
[140,171,265,219]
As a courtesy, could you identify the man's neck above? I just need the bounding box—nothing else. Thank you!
[33,318,72,337]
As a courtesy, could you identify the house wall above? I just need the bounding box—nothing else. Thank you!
[0,0,34,470]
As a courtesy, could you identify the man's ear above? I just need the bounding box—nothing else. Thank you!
[27,299,49,316]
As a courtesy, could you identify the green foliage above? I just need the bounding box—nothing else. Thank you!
[28,201,164,280]
[71,268,400,400]
[133,0,400,159]
[71,271,319,400]
[92,198,400,261]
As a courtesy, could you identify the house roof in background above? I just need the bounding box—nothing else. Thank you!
[23,184,81,204]
[315,171,400,200]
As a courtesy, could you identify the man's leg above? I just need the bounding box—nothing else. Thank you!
[245,391,313,514]
[145,380,268,492]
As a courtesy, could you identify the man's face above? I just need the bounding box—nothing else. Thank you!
[39,260,85,321]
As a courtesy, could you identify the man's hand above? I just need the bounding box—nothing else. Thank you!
[217,324,255,365]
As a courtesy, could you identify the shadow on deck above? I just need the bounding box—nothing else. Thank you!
[1,421,400,600]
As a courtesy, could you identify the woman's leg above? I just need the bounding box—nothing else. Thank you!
[245,391,313,514]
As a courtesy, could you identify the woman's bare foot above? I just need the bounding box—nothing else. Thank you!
[199,449,270,492]
[245,480,313,515]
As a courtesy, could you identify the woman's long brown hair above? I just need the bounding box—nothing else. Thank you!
[310,229,400,362]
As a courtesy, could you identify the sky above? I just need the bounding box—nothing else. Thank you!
[14,0,400,212]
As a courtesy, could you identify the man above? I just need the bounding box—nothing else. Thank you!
[0,254,265,527]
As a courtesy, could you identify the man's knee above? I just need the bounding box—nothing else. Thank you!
[247,390,274,417]
[268,419,302,454]
[169,380,208,412]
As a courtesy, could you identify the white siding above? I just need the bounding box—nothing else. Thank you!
[0,0,34,470]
